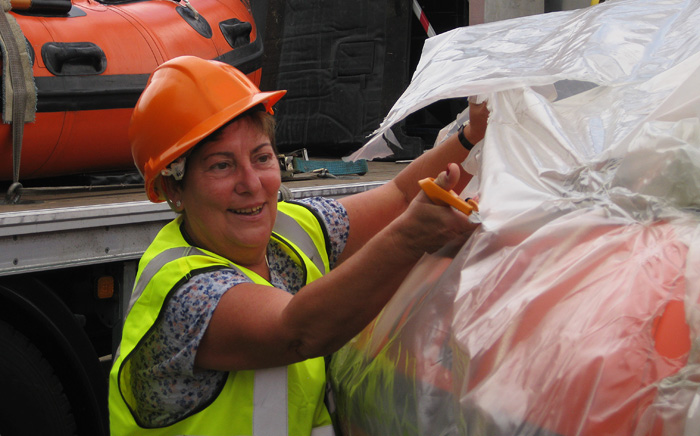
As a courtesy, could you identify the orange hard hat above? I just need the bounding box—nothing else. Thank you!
[130,55,286,202]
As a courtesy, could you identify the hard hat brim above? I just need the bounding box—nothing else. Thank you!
[144,89,286,202]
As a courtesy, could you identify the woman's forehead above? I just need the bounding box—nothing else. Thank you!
[192,119,271,157]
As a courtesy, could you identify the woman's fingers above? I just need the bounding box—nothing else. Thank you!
[433,163,461,191]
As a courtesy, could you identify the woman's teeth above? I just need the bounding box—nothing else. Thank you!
[234,205,263,215]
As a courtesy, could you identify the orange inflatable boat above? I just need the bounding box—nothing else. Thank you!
[0,0,262,182]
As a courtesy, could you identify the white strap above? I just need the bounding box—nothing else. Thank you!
[253,367,288,435]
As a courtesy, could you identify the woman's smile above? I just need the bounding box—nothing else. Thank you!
[230,204,265,216]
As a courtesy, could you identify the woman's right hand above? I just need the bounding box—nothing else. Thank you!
[390,163,478,259]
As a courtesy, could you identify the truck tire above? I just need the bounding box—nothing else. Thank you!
[0,320,77,436]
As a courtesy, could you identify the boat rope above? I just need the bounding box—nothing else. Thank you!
[0,0,37,204]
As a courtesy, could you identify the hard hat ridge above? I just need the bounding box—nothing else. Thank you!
[130,55,286,203]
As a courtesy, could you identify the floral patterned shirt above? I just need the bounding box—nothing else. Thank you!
[130,197,349,427]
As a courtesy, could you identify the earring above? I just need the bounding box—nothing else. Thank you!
[176,200,182,208]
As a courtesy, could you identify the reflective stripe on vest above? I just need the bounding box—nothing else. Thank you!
[128,246,206,313]
[254,367,287,434]
[311,425,335,436]
[273,211,326,275]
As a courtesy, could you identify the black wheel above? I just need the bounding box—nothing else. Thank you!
[0,320,77,436]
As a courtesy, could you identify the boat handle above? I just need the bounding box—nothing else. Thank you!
[41,42,107,76]
[220,18,252,49]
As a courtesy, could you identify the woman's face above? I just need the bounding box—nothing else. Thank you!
[174,117,281,264]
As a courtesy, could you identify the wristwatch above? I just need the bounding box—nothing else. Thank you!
[457,122,475,151]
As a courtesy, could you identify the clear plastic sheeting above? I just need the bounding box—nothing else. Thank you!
[331,1,700,435]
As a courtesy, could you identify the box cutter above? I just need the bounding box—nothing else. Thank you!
[418,177,479,216]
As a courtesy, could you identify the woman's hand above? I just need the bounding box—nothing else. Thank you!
[339,99,488,263]
[464,99,489,145]
[390,163,478,259]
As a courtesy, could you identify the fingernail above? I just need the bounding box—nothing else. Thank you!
[446,166,451,177]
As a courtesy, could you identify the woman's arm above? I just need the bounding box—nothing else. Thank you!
[338,101,488,261]
[194,163,478,371]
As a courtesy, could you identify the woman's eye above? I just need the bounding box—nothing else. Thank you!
[212,161,231,170]
[255,153,275,165]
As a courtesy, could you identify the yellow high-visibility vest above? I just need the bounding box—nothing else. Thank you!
[109,201,334,436]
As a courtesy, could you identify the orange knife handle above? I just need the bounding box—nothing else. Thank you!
[418,177,478,216]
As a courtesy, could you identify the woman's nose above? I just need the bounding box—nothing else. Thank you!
[234,164,262,194]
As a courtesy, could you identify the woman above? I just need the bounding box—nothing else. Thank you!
[109,55,488,435]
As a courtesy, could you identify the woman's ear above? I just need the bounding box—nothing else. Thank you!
[161,176,184,212]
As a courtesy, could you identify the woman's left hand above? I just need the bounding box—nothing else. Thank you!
[464,99,489,145]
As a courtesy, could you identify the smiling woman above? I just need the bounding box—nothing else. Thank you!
[108,55,488,436]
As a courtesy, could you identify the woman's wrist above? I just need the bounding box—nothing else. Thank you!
[458,120,487,151]
[457,122,475,151]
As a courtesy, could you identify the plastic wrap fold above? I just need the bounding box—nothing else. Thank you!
[331,1,700,435]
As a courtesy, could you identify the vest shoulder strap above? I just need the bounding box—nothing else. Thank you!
[275,201,330,274]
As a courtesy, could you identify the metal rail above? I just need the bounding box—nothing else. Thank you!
[0,180,387,276]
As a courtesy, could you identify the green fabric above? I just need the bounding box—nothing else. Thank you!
[293,158,368,176]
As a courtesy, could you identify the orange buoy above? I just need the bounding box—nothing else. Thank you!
[1,0,262,181]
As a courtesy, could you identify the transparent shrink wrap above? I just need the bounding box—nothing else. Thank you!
[332,0,700,435]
